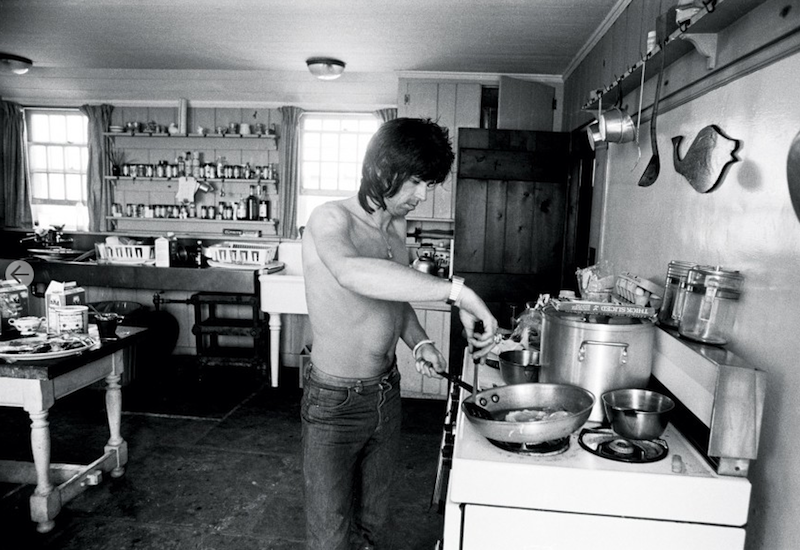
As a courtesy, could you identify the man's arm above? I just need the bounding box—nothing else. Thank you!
[399,303,447,376]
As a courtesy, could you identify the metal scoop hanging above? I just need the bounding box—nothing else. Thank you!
[638,48,666,187]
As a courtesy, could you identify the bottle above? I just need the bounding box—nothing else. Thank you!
[195,240,204,268]
[246,185,259,220]
[236,200,247,220]
[258,185,269,220]
[177,155,185,177]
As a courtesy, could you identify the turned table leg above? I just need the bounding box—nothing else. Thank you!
[28,409,58,533]
[268,311,281,388]
[104,371,127,478]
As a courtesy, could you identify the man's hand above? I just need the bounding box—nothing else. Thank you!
[457,287,499,359]
[414,343,447,377]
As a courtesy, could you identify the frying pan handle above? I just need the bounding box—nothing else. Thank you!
[439,371,475,394]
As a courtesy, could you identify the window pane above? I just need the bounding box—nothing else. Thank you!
[64,146,84,171]
[360,119,379,132]
[321,119,340,132]
[32,172,48,198]
[341,118,360,132]
[29,145,48,169]
[47,146,64,170]
[49,115,67,143]
[339,163,359,190]
[320,134,339,162]
[320,162,339,190]
[66,115,87,144]
[302,162,320,190]
[65,174,83,200]
[303,133,321,161]
[29,114,50,142]
[340,134,358,162]
[304,118,322,131]
[49,174,65,200]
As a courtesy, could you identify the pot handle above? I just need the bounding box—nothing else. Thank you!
[578,340,628,366]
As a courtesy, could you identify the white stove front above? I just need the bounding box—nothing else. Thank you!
[441,359,752,550]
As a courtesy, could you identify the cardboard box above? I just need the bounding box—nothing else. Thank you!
[45,281,86,333]
[0,280,30,333]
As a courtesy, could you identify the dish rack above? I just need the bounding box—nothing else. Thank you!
[613,273,664,308]
[95,243,154,263]
[204,242,277,267]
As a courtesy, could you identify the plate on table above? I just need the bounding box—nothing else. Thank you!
[207,259,263,270]
[28,248,88,261]
[0,334,99,361]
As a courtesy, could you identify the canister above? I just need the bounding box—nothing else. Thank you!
[657,260,695,328]
[678,266,744,345]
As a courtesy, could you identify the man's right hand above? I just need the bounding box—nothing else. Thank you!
[457,286,498,358]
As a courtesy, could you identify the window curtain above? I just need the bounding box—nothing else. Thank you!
[277,106,303,239]
[79,104,114,232]
[0,100,33,229]
[374,108,397,123]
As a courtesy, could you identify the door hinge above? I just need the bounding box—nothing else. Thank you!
[552,98,558,110]
[404,93,411,105]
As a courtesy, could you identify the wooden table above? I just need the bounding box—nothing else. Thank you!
[0,326,147,533]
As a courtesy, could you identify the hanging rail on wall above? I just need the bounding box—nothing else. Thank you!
[580,0,762,112]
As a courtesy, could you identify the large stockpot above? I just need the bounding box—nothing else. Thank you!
[539,308,655,422]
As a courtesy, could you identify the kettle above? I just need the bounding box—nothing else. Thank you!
[412,246,437,275]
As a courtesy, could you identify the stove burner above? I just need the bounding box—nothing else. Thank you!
[488,437,570,456]
[578,428,668,463]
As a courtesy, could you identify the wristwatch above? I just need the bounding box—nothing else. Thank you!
[446,276,465,306]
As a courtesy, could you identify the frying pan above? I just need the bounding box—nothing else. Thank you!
[788,129,800,222]
[461,383,595,445]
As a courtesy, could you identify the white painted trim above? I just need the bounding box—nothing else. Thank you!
[396,70,563,85]
[563,0,633,80]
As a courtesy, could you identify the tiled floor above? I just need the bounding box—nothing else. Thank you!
[0,359,446,550]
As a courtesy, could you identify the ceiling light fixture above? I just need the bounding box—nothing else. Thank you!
[306,57,345,80]
[0,53,33,75]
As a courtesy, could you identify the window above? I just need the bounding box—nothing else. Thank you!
[25,109,90,231]
[297,113,379,227]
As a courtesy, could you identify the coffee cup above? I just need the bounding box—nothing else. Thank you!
[9,316,45,335]
[54,305,89,334]
[94,314,120,340]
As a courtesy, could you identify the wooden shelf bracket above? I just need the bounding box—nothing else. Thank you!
[681,32,719,69]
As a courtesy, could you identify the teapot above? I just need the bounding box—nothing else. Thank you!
[411,246,437,275]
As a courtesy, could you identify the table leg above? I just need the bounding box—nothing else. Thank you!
[28,409,58,533]
[104,372,127,478]
[268,311,281,388]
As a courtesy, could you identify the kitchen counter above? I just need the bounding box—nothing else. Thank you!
[1,259,261,294]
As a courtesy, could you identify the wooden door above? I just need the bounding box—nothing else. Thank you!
[450,128,571,367]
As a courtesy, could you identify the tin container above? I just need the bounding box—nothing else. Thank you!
[678,266,744,345]
[658,260,695,328]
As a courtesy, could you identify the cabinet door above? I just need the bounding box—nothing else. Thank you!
[497,76,554,132]
[396,306,451,399]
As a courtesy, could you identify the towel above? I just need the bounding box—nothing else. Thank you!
[176,176,198,203]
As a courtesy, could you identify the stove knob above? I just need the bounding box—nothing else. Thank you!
[671,454,686,473]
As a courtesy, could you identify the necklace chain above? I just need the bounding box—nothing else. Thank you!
[366,215,393,259]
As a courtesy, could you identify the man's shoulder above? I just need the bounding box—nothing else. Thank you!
[308,198,359,227]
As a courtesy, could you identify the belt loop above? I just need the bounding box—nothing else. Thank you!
[354,380,364,394]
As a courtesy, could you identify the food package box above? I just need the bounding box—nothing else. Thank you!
[0,280,30,333]
[45,281,86,333]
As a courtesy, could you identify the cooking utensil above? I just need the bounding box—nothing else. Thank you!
[461,383,595,445]
[787,129,800,222]
[539,307,655,422]
[638,41,666,187]
[499,349,542,385]
[602,388,675,440]
[438,371,492,419]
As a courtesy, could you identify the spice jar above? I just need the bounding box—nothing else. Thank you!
[658,260,695,328]
[678,266,744,345]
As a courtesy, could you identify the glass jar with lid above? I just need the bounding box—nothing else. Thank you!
[678,266,744,345]
[657,260,695,328]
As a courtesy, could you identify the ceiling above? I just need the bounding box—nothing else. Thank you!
[0,0,621,75]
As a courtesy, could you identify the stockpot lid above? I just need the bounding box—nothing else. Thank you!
[543,307,655,332]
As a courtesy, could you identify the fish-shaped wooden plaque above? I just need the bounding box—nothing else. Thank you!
[671,125,741,193]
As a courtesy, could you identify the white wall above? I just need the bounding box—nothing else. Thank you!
[595,51,800,550]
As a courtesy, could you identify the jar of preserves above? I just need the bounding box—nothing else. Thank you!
[658,260,695,328]
[678,266,744,345]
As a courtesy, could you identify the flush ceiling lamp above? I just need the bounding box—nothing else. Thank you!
[0,53,33,75]
[306,57,345,80]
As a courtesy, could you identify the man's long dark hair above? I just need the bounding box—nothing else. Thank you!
[358,118,454,213]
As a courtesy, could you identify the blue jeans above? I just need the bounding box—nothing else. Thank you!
[301,363,402,550]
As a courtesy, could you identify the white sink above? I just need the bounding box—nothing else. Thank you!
[259,242,307,387]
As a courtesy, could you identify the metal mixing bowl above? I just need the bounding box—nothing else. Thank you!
[602,389,675,440]
[499,349,541,384]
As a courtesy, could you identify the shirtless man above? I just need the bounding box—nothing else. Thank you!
[300,118,497,550]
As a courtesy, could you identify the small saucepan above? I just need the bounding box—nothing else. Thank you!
[602,389,675,440]
[499,349,541,385]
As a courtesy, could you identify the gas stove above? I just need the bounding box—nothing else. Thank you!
[438,334,761,550]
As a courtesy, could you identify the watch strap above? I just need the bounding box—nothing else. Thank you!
[446,276,465,306]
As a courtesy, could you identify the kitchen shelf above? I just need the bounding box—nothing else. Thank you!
[105,176,278,189]
[104,131,277,140]
[106,216,277,238]
[581,0,767,111]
